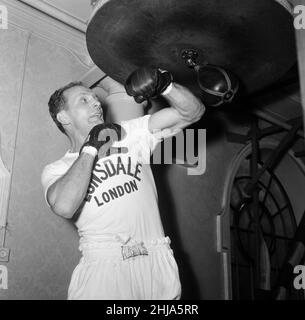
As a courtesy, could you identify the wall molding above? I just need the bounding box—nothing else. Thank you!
[19,0,88,32]
[0,0,94,67]
[0,150,11,229]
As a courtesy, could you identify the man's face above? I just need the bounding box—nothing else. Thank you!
[62,85,104,137]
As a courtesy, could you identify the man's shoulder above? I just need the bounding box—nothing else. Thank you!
[41,151,77,198]
[42,151,77,174]
[120,115,150,133]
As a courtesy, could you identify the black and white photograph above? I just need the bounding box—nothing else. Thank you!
[0,0,305,305]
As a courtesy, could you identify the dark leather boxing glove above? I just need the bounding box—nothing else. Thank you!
[80,123,125,158]
[124,67,173,103]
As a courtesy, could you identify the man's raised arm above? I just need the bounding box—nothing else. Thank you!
[124,67,205,134]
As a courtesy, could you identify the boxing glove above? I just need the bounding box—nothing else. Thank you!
[80,123,125,158]
[124,67,173,103]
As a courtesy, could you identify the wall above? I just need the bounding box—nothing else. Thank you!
[154,109,305,299]
[152,112,243,299]
[0,0,91,299]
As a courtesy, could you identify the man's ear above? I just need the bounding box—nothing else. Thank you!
[56,110,70,126]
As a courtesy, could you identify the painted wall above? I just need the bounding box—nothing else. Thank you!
[152,113,244,299]
[153,141,234,299]
[0,10,90,299]
[153,110,305,299]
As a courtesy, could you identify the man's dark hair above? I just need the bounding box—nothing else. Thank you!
[48,81,85,134]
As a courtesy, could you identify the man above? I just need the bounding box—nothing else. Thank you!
[41,67,205,299]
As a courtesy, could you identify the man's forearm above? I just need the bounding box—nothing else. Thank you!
[47,153,95,219]
[163,83,205,122]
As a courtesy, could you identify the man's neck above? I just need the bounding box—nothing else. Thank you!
[68,131,87,153]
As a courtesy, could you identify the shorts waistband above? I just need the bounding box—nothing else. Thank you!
[79,236,172,259]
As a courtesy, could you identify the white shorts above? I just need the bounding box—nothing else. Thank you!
[67,237,181,300]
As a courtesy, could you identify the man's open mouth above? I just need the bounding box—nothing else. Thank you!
[92,113,101,117]
[89,113,103,122]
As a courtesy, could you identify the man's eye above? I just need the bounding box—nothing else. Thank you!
[81,97,87,103]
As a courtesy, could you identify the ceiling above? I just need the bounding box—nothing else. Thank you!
[42,0,93,24]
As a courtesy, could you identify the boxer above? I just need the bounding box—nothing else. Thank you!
[41,67,205,299]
